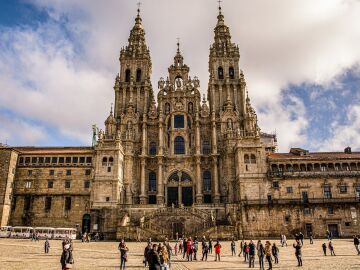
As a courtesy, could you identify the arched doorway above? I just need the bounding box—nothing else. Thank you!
[167,171,193,207]
[82,214,91,233]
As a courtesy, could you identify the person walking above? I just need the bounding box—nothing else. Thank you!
[214,240,222,261]
[193,237,199,260]
[208,238,213,254]
[353,235,360,255]
[186,237,193,261]
[257,241,265,270]
[309,232,314,244]
[179,238,183,255]
[299,232,304,246]
[201,241,209,261]
[182,238,187,259]
[118,240,129,270]
[272,242,279,264]
[164,238,172,267]
[44,238,50,254]
[148,244,161,270]
[144,242,152,267]
[60,243,74,270]
[158,243,170,270]
[322,243,327,256]
[244,242,249,262]
[328,241,336,256]
[293,240,303,267]
[231,239,236,256]
[238,239,244,257]
[174,242,178,256]
[248,240,255,268]
[265,241,273,270]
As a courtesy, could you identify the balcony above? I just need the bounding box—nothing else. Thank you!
[242,197,360,206]
[268,170,360,179]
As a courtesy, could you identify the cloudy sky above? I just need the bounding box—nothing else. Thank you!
[0,0,360,152]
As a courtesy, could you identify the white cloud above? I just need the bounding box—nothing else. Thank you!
[1,0,360,151]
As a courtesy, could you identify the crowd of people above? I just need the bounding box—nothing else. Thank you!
[34,231,360,269]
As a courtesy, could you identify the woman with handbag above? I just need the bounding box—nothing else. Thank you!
[118,240,129,270]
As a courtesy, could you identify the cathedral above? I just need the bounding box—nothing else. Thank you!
[1,6,360,240]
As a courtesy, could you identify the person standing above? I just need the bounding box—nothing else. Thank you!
[231,239,236,256]
[265,241,272,270]
[158,243,169,270]
[179,238,183,255]
[182,238,187,259]
[293,240,303,267]
[299,232,304,246]
[248,240,255,268]
[238,239,244,257]
[214,240,222,261]
[186,237,193,261]
[208,238,213,254]
[328,241,336,256]
[174,242,178,256]
[322,243,327,256]
[257,241,265,270]
[60,243,74,270]
[118,240,129,270]
[148,244,161,270]
[164,238,172,267]
[193,237,199,260]
[353,235,360,255]
[144,242,152,267]
[44,238,50,254]
[272,242,279,264]
[244,242,249,262]
[309,232,314,244]
[201,241,209,261]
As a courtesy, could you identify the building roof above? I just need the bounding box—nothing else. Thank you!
[12,146,94,155]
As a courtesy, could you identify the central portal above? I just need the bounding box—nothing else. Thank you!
[182,187,193,206]
[167,187,179,206]
[167,171,193,207]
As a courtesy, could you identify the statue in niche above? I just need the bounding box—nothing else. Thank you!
[227,119,233,130]
[176,77,183,89]
[165,103,170,114]
[120,212,130,227]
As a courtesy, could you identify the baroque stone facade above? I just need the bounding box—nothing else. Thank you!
[1,7,360,240]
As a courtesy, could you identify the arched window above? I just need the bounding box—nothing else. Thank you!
[250,154,256,164]
[136,69,142,82]
[218,67,224,80]
[181,172,191,182]
[125,69,131,82]
[229,67,235,79]
[108,157,114,166]
[244,154,250,164]
[102,157,107,166]
[149,142,157,156]
[149,171,156,192]
[169,171,179,182]
[203,171,212,192]
[202,140,211,155]
[174,136,185,154]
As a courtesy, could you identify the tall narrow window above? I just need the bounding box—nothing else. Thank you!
[174,136,185,154]
[45,197,52,212]
[174,115,185,128]
[65,197,72,211]
[250,154,256,164]
[125,69,131,82]
[108,157,114,166]
[323,186,332,199]
[203,171,212,192]
[218,67,224,80]
[229,67,235,79]
[244,154,250,164]
[149,171,157,192]
[149,142,157,156]
[136,69,142,82]
[202,140,211,155]
[102,157,107,166]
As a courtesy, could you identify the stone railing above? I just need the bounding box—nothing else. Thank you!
[243,197,360,206]
[268,170,360,178]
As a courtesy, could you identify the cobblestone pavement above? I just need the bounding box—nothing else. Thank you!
[0,238,360,269]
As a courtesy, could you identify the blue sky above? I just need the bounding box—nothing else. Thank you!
[0,0,360,152]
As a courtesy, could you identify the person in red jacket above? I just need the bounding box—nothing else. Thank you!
[214,240,222,261]
[186,237,194,261]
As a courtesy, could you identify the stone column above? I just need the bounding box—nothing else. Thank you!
[139,157,146,204]
[195,157,203,204]
[213,156,220,203]
[157,157,164,204]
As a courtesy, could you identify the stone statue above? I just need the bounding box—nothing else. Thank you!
[140,216,145,228]
[120,212,130,227]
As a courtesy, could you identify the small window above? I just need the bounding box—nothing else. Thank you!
[250,154,256,164]
[25,181,32,189]
[218,67,224,80]
[49,170,54,176]
[72,157,78,163]
[244,154,250,164]
[65,157,71,163]
[28,170,32,176]
[324,186,332,198]
[19,157,24,164]
[106,197,110,202]
[202,140,211,155]
[51,157,58,164]
[174,115,185,128]
[65,181,71,189]
[148,195,157,204]
[102,157,108,166]
[31,157,37,163]
[79,157,85,163]
[203,171,212,192]
[66,169,71,176]
[149,171,157,192]
[24,196,31,211]
[58,157,64,164]
[149,142,157,156]
[85,169,91,176]
[45,197,52,212]
[45,157,51,163]
[229,67,235,79]
[339,185,347,193]
[345,222,351,227]
[304,207,310,215]
[84,181,90,189]
[107,167,111,172]
[286,187,293,193]
[328,207,334,215]
[38,157,44,163]
[48,181,54,189]
[86,157,92,163]
[285,216,290,223]
[108,157,114,165]
[272,181,279,188]
[65,197,72,211]
[25,157,30,164]
[174,136,185,155]
[125,69,131,83]
[136,69,142,82]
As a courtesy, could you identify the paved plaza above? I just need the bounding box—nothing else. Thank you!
[0,238,359,269]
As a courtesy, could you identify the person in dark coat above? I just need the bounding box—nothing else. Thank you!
[148,244,161,270]
[143,242,152,267]
[230,239,236,256]
[208,238,213,254]
[272,243,279,264]
[309,232,314,244]
[118,240,129,270]
[322,243,327,256]
[353,235,360,255]
[328,241,336,256]
[293,240,303,266]
[248,240,255,268]
[60,243,73,270]
[299,232,304,245]
[44,238,50,254]
[182,238,187,259]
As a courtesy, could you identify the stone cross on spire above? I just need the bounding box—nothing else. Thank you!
[137,1,142,15]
